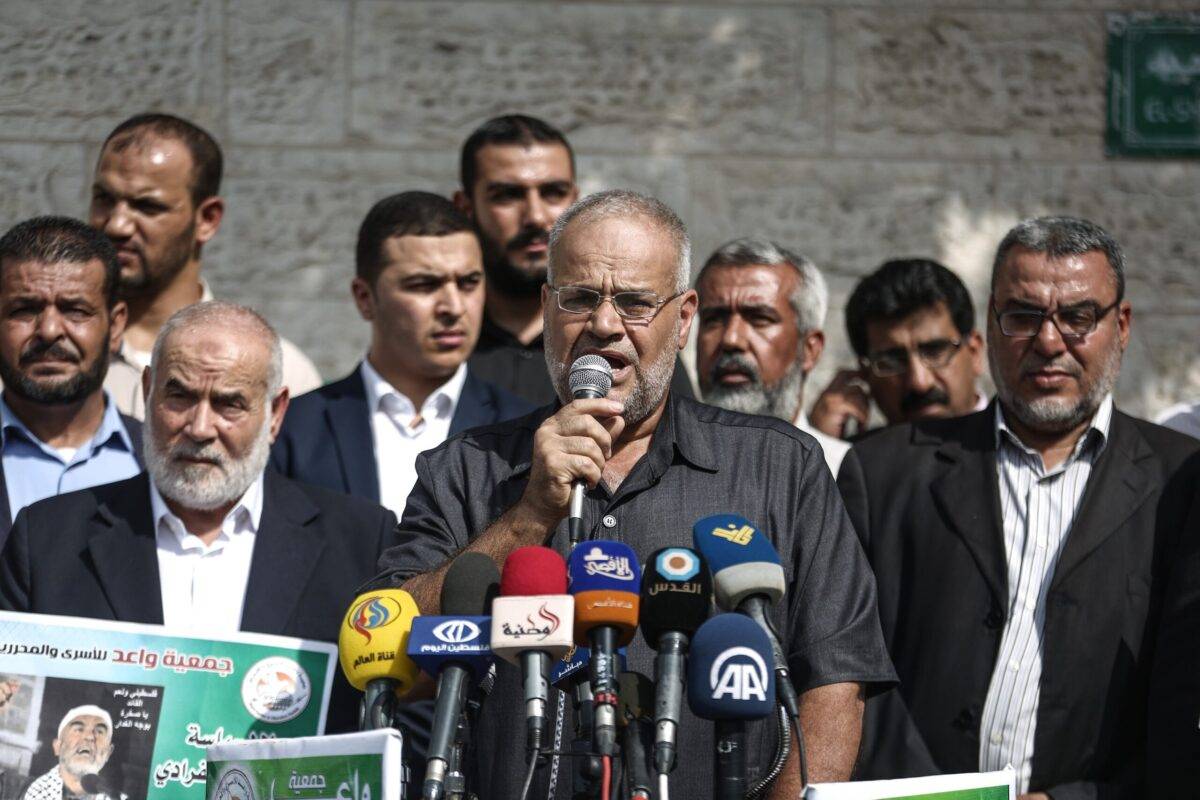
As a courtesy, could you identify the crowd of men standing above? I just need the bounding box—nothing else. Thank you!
[0,109,1196,800]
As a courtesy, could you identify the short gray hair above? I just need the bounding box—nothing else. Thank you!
[150,301,283,399]
[698,237,828,334]
[992,216,1125,299]
[548,189,691,293]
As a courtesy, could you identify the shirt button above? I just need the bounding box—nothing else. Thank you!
[602,515,617,529]
[990,732,1003,745]
[1008,659,1021,672]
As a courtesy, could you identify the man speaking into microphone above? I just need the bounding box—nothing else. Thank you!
[376,190,896,799]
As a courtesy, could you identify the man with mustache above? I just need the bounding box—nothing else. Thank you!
[455,115,694,404]
[809,258,986,438]
[694,237,849,474]
[376,191,896,799]
[0,216,142,547]
[90,113,321,419]
[23,705,123,800]
[839,217,1200,798]
[0,301,398,733]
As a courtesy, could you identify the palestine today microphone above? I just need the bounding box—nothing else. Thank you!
[566,540,641,758]
[640,546,713,779]
[567,354,613,548]
[687,614,776,800]
[490,547,575,757]
[407,553,500,800]
[338,588,422,729]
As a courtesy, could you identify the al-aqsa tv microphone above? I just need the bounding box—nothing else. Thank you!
[567,540,640,758]
[407,553,500,800]
[687,614,776,800]
[618,671,655,800]
[491,547,574,759]
[339,589,422,730]
[567,354,613,548]
[640,547,712,780]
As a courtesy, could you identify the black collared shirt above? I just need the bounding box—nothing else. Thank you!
[468,312,695,406]
[379,393,895,799]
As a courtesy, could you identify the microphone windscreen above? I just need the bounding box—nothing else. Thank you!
[640,547,712,647]
[617,671,654,725]
[500,546,568,596]
[338,589,422,693]
[686,613,775,721]
[442,552,500,615]
[569,354,613,399]
[692,514,786,609]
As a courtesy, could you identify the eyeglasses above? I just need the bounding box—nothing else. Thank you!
[861,338,963,377]
[992,300,1120,339]
[550,285,683,321]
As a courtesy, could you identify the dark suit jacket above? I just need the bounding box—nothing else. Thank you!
[0,412,143,535]
[838,403,1200,799]
[0,471,399,735]
[270,366,534,501]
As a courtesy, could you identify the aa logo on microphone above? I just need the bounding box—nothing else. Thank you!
[433,619,482,644]
[582,546,635,580]
[347,595,402,643]
[709,646,769,701]
[656,548,700,581]
[711,523,755,546]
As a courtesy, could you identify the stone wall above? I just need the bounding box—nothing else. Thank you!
[1,0,1196,417]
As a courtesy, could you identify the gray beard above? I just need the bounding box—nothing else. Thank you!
[144,412,273,511]
[703,357,806,422]
[990,344,1122,433]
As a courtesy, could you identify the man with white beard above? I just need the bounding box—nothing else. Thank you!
[23,706,124,800]
[0,301,399,733]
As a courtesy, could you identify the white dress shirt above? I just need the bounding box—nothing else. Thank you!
[978,396,1113,792]
[152,473,264,634]
[361,360,468,518]
[794,410,850,476]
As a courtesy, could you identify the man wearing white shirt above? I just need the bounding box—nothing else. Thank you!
[0,301,398,733]
[694,237,849,475]
[271,191,532,515]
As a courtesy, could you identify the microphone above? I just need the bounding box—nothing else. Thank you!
[407,553,499,800]
[490,546,574,758]
[687,614,776,800]
[639,546,713,778]
[692,514,799,720]
[566,540,640,758]
[338,589,422,729]
[567,354,613,548]
[618,672,655,800]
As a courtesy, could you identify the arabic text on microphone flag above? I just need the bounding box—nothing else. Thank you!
[0,610,335,799]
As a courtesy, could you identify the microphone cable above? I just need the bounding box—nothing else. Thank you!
[600,754,612,800]
[518,749,539,800]
[745,704,792,800]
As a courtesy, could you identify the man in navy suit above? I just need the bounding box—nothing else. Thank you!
[271,191,532,515]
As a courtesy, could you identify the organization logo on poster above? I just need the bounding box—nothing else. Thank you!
[242,657,312,723]
[213,767,256,800]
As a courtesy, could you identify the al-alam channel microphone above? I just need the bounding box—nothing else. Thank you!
[407,553,500,800]
[687,614,776,800]
[338,589,422,730]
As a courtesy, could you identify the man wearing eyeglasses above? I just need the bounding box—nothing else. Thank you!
[839,216,1200,799]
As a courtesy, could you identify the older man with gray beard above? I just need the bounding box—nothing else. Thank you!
[838,216,1200,798]
[0,301,399,734]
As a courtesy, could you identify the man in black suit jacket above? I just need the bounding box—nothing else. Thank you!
[0,301,397,734]
[839,216,1200,799]
[271,191,532,512]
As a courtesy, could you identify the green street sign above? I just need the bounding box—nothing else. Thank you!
[1107,13,1200,157]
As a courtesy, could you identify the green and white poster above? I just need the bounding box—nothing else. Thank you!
[0,611,336,799]
[807,768,1015,800]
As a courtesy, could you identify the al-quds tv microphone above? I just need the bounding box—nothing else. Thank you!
[640,547,713,782]
[407,553,500,800]
[687,614,776,800]
[567,354,613,548]
[339,589,422,730]
[618,672,655,800]
[491,546,575,759]
[566,540,640,759]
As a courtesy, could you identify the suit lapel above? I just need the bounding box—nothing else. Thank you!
[240,472,325,635]
[0,464,10,532]
[86,474,163,624]
[1051,412,1154,590]
[928,412,1008,606]
[326,370,379,502]
[450,371,495,436]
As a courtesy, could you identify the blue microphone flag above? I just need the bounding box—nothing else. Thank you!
[567,540,641,593]
[692,513,786,608]
[407,615,494,678]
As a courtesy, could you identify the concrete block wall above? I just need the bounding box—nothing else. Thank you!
[1,1,1196,417]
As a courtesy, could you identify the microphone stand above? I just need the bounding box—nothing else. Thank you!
[713,720,747,800]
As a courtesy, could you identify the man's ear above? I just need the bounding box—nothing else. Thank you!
[351,277,375,322]
[675,289,699,350]
[801,329,825,374]
[269,387,291,442]
[452,189,473,218]
[52,738,61,758]
[966,329,985,377]
[194,196,224,246]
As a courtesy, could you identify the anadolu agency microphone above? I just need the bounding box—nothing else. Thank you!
[339,589,422,730]
[687,614,775,800]
[407,553,500,800]
[566,354,613,548]
[490,547,575,759]
[640,546,712,783]
[566,541,640,760]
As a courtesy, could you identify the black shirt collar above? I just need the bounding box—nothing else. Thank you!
[477,311,544,351]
